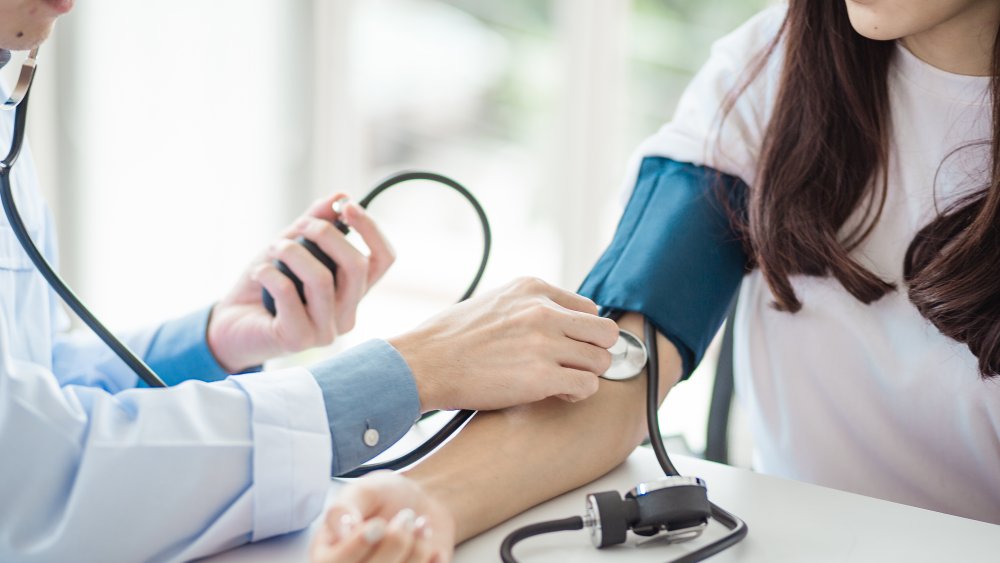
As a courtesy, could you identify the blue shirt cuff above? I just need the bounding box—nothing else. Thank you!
[142,306,231,386]
[309,339,421,476]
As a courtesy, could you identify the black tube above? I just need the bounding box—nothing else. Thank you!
[643,318,748,563]
[644,319,678,475]
[359,170,491,302]
[339,170,492,477]
[338,409,475,477]
[499,516,584,563]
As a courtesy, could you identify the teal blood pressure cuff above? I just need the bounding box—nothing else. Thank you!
[578,157,748,379]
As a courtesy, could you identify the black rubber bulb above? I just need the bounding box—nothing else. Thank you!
[262,218,350,316]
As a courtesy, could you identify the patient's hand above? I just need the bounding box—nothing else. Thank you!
[311,472,455,563]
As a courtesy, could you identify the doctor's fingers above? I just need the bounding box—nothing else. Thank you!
[340,202,396,287]
[523,279,600,316]
[296,216,369,332]
[556,308,619,349]
[289,196,395,288]
[556,338,613,376]
[540,366,600,402]
[253,263,323,351]
[279,193,351,241]
[268,239,338,341]
[304,192,351,224]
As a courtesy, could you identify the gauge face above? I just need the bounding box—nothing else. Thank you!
[600,329,647,380]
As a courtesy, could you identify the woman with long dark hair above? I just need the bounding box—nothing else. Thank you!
[314,2,1000,561]
[596,0,1000,523]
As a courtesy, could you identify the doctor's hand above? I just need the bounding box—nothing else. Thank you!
[310,472,455,563]
[207,194,395,372]
[389,277,619,412]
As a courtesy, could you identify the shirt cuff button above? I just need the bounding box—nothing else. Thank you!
[363,428,380,447]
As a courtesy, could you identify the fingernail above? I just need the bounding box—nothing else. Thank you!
[363,518,386,544]
[338,513,359,540]
[332,198,349,215]
[413,516,433,540]
[391,508,417,532]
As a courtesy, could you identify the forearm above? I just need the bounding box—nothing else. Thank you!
[405,312,682,542]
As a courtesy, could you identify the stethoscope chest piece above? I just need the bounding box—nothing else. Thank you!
[601,329,648,380]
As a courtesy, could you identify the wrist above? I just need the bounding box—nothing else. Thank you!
[205,304,242,374]
[389,330,444,413]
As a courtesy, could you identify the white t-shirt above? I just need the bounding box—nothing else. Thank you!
[631,4,1000,524]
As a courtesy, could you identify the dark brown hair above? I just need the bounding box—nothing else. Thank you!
[730,0,1000,378]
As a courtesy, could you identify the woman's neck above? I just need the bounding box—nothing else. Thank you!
[902,1,1000,76]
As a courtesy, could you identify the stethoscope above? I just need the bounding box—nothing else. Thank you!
[1,49,747,562]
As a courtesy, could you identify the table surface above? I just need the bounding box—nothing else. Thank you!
[202,448,1000,563]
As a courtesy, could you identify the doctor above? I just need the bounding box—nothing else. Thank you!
[0,1,619,562]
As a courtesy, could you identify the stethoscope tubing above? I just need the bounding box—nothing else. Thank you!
[340,170,493,477]
[642,318,748,562]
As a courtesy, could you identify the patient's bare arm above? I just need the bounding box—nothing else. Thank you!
[404,312,683,542]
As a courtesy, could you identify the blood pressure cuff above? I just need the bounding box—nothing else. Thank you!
[578,157,749,379]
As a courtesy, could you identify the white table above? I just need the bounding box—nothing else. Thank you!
[203,448,1000,562]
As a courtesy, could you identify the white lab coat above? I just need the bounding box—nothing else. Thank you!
[0,110,333,562]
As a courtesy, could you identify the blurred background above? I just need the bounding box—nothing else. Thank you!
[21,0,770,464]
